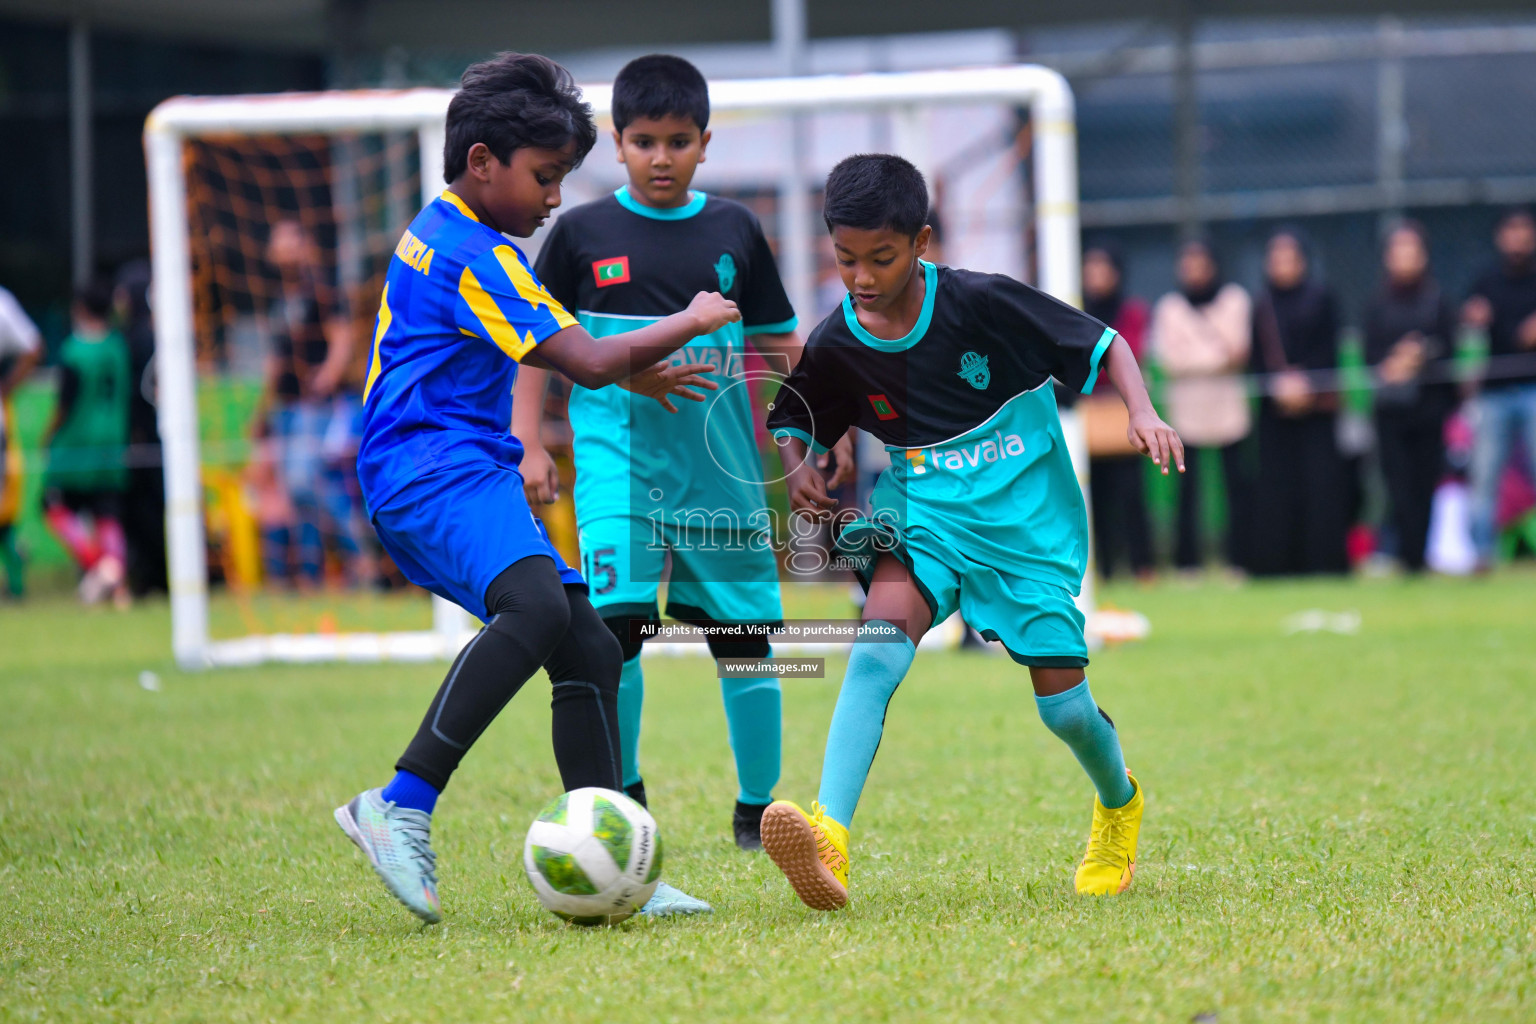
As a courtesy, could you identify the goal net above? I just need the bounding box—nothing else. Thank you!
[145,66,1090,670]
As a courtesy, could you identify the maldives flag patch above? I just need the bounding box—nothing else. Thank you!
[592,256,630,287]
[867,393,899,420]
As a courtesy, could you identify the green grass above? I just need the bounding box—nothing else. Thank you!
[2,575,1535,1022]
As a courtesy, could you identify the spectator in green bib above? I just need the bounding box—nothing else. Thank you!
[42,278,132,607]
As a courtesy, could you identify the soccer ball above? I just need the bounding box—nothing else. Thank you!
[523,787,662,926]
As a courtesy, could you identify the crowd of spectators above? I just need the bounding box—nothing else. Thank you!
[1086,206,1536,579]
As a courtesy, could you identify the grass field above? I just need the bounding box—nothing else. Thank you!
[2,574,1534,1023]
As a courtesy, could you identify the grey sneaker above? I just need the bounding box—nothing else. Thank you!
[334,788,442,923]
[639,881,713,917]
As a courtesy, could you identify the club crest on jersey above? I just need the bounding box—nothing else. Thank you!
[957,351,990,390]
[593,256,630,287]
[714,253,737,292]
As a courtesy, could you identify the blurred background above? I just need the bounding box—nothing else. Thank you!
[1,0,1534,612]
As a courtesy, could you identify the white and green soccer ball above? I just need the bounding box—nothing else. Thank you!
[523,787,662,926]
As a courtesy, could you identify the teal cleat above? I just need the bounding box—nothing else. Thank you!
[639,881,713,917]
[334,788,442,923]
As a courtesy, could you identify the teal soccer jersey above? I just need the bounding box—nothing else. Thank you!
[534,187,797,534]
[357,190,578,513]
[766,261,1116,600]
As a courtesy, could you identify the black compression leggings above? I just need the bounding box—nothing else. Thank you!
[396,556,623,793]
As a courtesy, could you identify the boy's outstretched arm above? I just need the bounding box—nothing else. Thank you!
[512,357,721,505]
[524,291,738,390]
[1101,334,1186,475]
[778,436,839,519]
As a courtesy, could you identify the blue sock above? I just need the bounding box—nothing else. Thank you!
[720,649,781,805]
[381,769,439,814]
[618,654,645,790]
[1035,680,1135,809]
[816,622,916,826]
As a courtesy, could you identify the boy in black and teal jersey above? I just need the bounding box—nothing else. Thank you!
[515,56,853,873]
[759,155,1185,910]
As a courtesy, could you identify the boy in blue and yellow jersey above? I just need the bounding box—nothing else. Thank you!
[759,155,1185,911]
[333,53,739,925]
[514,55,852,863]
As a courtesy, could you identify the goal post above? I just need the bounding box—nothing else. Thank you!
[145,65,1087,671]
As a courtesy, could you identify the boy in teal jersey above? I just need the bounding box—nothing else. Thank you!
[333,53,738,924]
[515,55,852,859]
[760,155,1185,910]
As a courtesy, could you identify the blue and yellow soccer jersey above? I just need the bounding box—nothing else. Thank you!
[533,187,797,530]
[357,190,577,515]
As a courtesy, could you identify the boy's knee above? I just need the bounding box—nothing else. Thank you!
[601,614,645,663]
[546,597,624,688]
[578,628,624,690]
[707,636,770,662]
[484,558,571,651]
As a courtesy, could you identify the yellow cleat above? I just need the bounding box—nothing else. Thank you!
[1074,773,1144,896]
[760,800,850,910]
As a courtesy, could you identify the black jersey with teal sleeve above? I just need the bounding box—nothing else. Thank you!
[765,261,1116,593]
[533,187,797,528]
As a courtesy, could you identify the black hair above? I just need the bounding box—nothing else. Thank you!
[74,277,114,321]
[1179,234,1219,266]
[612,54,710,134]
[1083,238,1125,274]
[443,52,596,183]
[1268,224,1311,258]
[822,154,929,239]
[1382,217,1429,253]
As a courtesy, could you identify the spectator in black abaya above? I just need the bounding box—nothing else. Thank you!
[1363,222,1456,573]
[1082,243,1154,580]
[114,261,168,596]
[1249,229,1351,576]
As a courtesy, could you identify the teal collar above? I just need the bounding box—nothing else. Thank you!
[842,260,937,352]
[614,185,706,220]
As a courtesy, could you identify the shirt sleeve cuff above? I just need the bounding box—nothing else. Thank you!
[1080,328,1118,396]
[744,317,799,336]
[771,425,828,454]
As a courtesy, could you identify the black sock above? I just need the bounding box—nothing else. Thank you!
[543,585,623,791]
[395,557,571,790]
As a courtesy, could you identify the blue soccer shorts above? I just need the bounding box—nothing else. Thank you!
[372,459,584,622]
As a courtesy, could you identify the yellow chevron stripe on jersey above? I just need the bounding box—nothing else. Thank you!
[459,265,539,361]
[439,189,480,222]
[494,246,577,330]
[364,283,392,400]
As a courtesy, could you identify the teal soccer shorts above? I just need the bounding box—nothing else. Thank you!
[839,518,1089,668]
[579,514,783,627]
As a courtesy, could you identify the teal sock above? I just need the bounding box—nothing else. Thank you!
[618,654,644,790]
[719,650,781,805]
[1035,680,1134,809]
[816,622,916,826]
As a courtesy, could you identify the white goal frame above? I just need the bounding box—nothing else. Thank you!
[146,65,1086,670]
